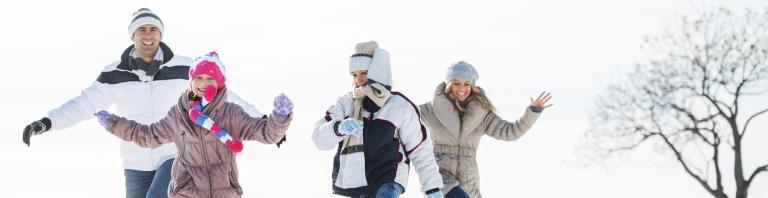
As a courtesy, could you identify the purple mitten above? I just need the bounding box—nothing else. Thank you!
[273,93,293,116]
[94,110,110,127]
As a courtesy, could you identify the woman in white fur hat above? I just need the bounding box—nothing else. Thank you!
[418,61,552,198]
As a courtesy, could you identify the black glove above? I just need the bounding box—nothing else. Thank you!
[23,117,51,147]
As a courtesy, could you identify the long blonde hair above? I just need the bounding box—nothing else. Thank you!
[443,81,496,114]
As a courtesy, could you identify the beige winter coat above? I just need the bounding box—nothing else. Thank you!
[418,83,540,198]
[104,88,292,198]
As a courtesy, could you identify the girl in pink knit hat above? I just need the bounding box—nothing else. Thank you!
[95,52,294,197]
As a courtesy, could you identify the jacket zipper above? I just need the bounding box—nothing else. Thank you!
[147,66,159,166]
[198,108,214,198]
[149,77,156,166]
[457,113,463,180]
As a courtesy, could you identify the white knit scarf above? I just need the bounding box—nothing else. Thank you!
[335,83,391,188]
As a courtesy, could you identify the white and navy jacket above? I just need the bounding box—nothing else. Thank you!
[47,42,263,171]
[313,92,443,197]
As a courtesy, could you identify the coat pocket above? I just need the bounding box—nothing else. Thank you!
[435,152,458,174]
[171,170,193,195]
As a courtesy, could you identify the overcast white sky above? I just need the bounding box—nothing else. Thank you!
[1,0,767,197]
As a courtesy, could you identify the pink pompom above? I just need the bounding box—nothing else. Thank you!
[225,139,244,154]
[204,85,217,102]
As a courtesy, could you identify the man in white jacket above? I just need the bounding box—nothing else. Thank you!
[21,8,265,198]
[312,41,443,198]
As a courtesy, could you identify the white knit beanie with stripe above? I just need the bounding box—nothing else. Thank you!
[128,8,164,39]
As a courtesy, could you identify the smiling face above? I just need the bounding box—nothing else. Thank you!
[131,24,161,63]
[351,70,368,88]
[191,74,218,97]
[450,78,473,102]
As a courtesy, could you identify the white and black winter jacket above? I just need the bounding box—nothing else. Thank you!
[312,92,443,197]
[47,42,263,171]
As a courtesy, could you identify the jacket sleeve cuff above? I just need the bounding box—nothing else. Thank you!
[270,111,293,127]
[40,117,52,132]
[530,105,543,113]
[333,121,344,137]
[104,114,121,131]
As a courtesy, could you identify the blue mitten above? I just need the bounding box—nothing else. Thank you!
[273,93,293,116]
[94,111,111,127]
[427,191,443,198]
[339,118,363,137]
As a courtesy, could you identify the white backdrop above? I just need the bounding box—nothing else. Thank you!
[1,0,767,197]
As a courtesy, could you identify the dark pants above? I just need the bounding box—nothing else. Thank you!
[446,186,471,198]
[373,182,403,198]
[124,158,174,198]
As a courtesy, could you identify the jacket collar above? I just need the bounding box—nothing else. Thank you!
[117,42,175,71]
[432,82,488,136]
[179,86,229,116]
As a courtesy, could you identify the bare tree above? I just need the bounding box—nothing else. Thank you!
[584,8,768,198]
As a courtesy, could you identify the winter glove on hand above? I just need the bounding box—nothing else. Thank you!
[338,118,363,137]
[94,111,110,127]
[22,117,52,147]
[273,93,293,116]
[427,191,443,198]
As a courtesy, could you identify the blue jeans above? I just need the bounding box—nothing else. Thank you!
[124,158,174,198]
[446,186,471,198]
[373,182,403,198]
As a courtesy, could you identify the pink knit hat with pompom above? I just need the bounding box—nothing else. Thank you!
[189,51,227,88]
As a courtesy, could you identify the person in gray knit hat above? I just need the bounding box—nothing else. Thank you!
[418,61,553,198]
[312,41,444,198]
[21,8,264,198]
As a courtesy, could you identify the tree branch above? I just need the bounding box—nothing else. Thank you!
[680,127,715,146]
[713,139,725,197]
[742,107,768,137]
[669,103,720,146]
[747,165,768,186]
[657,133,719,197]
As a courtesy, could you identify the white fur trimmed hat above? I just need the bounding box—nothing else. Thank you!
[128,8,164,39]
[349,41,392,88]
[446,61,479,84]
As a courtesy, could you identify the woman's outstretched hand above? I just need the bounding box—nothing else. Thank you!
[530,91,553,110]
